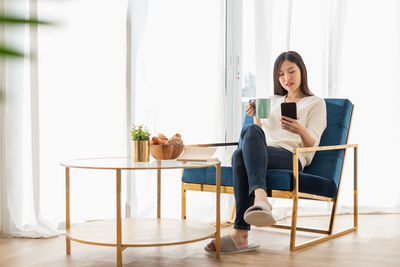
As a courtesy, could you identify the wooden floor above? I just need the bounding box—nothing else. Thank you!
[1,214,399,267]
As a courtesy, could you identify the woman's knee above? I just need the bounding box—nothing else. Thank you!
[240,124,266,143]
[232,148,243,165]
[242,124,263,137]
[246,124,261,132]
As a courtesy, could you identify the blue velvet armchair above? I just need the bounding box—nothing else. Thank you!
[181,98,358,251]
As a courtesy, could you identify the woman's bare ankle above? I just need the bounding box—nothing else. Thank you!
[254,188,272,210]
[233,229,248,237]
[256,199,272,210]
[232,229,249,249]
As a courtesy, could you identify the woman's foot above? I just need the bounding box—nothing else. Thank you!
[244,201,276,227]
[254,188,273,210]
[205,229,249,252]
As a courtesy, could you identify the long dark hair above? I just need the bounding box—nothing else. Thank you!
[273,51,314,96]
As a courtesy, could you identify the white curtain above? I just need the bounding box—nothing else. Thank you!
[1,0,227,237]
[1,0,57,237]
[1,0,129,236]
[338,0,400,213]
[251,0,346,98]
[37,0,129,225]
[125,0,149,218]
[1,0,227,236]
[248,0,400,216]
[129,0,228,222]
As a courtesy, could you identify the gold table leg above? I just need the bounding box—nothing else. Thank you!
[116,169,122,267]
[181,179,186,220]
[65,167,71,255]
[290,153,299,251]
[215,163,221,259]
[157,169,161,219]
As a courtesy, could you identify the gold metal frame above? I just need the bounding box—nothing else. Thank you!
[181,106,357,251]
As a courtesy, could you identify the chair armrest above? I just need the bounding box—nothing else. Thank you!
[185,142,238,148]
[294,144,358,154]
[291,144,358,195]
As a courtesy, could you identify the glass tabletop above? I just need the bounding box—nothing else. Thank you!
[60,157,220,170]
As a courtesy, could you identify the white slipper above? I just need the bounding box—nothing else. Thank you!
[244,201,276,227]
[204,235,259,255]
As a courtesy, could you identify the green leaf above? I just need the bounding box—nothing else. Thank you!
[0,15,51,25]
[0,14,52,58]
[0,46,24,57]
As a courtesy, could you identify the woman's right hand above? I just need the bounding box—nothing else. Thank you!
[245,100,256,117]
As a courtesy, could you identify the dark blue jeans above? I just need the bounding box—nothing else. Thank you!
[232,124,302,230]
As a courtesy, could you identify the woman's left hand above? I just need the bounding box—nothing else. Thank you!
[280,116,305,135]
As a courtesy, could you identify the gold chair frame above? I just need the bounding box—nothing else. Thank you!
[181,108,357,251]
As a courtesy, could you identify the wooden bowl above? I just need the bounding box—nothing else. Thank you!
[150,143,184,160]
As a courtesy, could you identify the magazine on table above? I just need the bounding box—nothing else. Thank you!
[177,147,218,162]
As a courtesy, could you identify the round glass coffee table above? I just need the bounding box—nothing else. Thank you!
[60,157,222,267]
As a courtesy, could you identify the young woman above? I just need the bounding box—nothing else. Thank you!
[205,51,327,254]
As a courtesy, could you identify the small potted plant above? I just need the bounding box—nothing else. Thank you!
[130,124,151,162]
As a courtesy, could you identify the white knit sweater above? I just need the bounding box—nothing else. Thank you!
[260,95,327,169]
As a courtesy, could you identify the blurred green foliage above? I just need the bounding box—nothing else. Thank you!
[0,15,51,57]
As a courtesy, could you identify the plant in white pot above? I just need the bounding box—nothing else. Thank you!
[130,124,151,162]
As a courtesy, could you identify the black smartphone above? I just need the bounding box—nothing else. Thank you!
[281,102,297,119]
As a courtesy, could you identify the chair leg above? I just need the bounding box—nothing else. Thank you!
[181,183,186,220]
[289,147,359,251]
[220,200,236,227]
[353,146,358,228]
[328,200,338,234]
[289,195,299,251]
[287,198,357,251]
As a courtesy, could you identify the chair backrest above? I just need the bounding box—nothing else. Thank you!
[242,98,353,186]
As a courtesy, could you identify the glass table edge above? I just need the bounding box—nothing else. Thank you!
[60,157,221,170]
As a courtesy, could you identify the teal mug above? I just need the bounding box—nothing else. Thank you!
[255,98,271,119]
